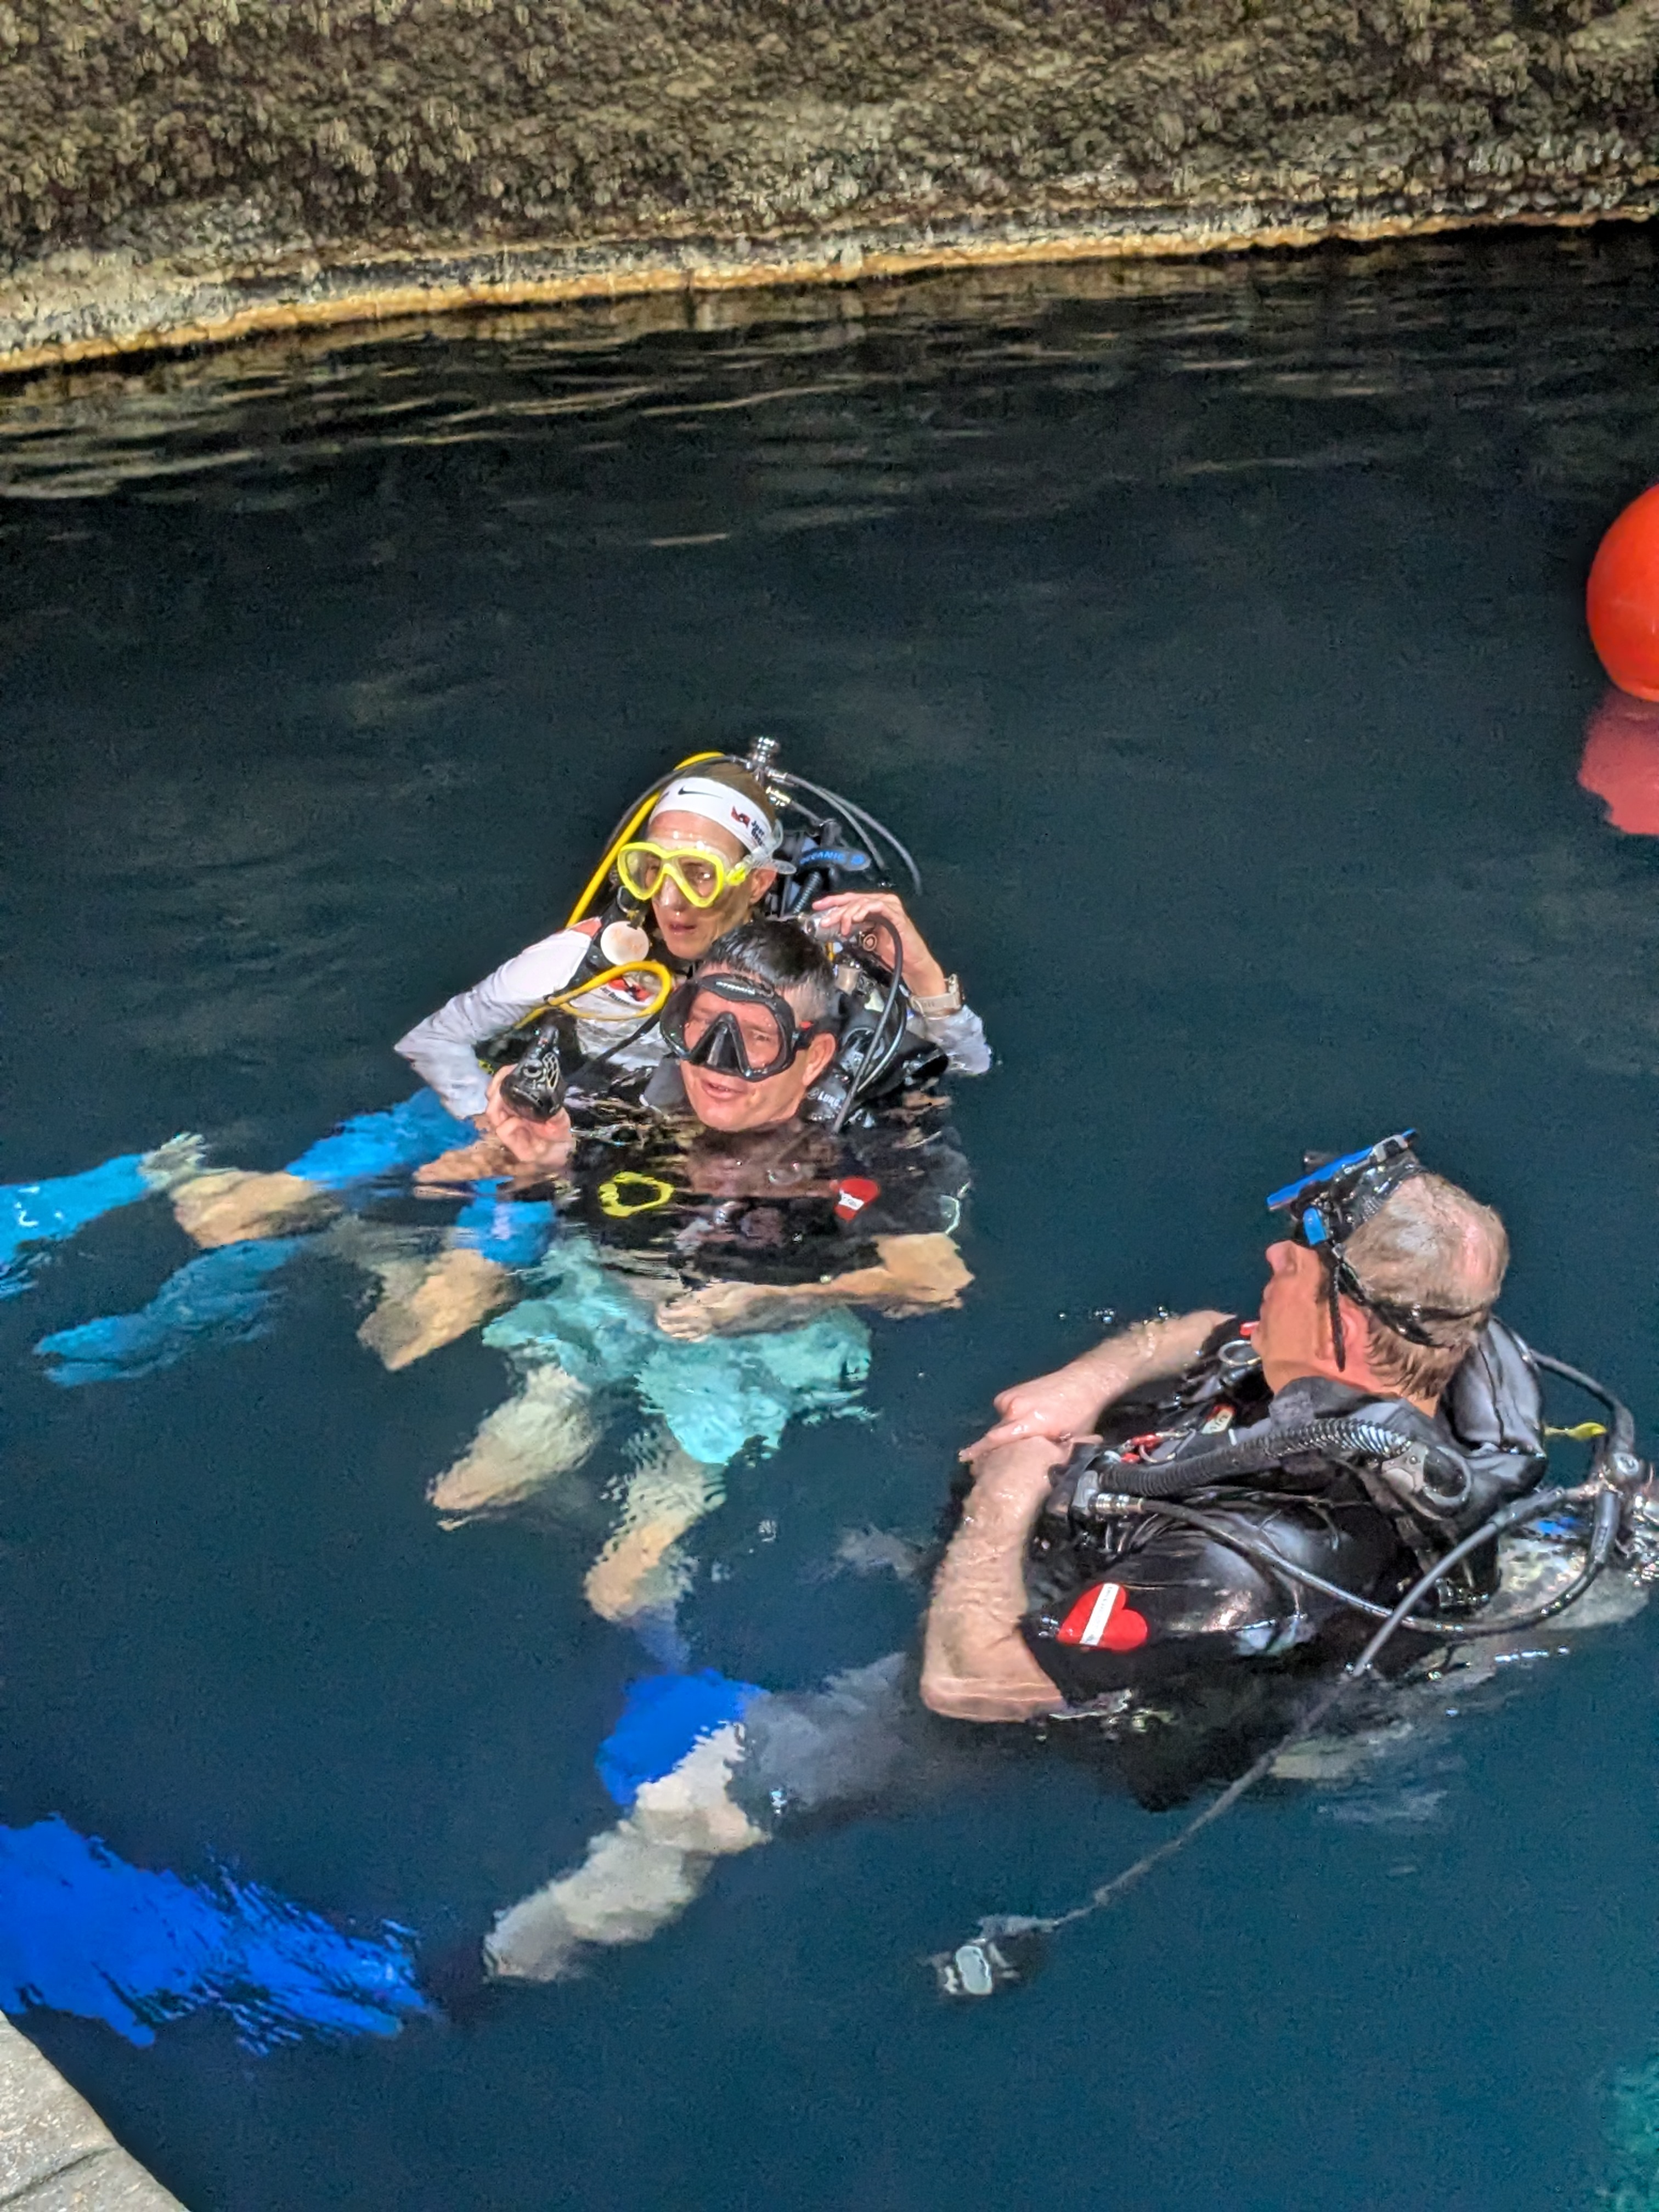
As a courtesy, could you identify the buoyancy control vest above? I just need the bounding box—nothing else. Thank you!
[484,910,949,1128]
[1022,1318,1547,1706]
[567,1090,969,1291]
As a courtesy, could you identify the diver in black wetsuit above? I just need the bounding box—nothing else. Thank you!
[921,1135,1533,1723]
[415,919,974,1633]
[476,1141,1650,1989]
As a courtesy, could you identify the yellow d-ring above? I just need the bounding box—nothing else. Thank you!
[598,1171,678,1219]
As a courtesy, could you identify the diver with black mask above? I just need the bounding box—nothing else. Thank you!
[81,742,989,1379]
[922,1133,1645,1724]
[413,919,973,1631]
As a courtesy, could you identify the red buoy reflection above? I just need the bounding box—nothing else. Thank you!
[1579,687,1659,836]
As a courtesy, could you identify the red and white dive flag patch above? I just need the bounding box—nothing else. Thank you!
[834,1177,881,1222]
[1057,1582,1149,1652]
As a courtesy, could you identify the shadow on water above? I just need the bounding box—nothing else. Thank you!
[3,229,1659,2208]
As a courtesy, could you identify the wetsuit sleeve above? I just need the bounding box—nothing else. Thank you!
[912,1003,991,1075]
[394,928,592,1119]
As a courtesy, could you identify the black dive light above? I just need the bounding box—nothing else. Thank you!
[498,1022,569,1123]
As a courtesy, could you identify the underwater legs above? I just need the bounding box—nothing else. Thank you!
[584,1438,726,1628]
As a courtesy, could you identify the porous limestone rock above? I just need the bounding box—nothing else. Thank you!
[1,1,1657,364]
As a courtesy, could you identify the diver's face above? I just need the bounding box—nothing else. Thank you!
[646,810,774,963]
[681,1022,839,1134]
[1253,1238,1331,1385]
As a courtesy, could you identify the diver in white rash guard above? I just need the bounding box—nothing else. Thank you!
[137,751,988,1367]
[394,758,989,1140]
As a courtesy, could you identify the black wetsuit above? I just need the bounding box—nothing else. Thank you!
[1021,1318,1547,1710]
[565,1077,970,1293]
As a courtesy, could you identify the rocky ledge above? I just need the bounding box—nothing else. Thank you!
[2,0,1657,369]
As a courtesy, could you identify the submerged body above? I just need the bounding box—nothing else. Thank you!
[923,1137,1532,1723]
[423,1071,972,1630]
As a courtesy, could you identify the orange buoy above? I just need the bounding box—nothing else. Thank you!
[1587,484,1659,700]
[1578,687,1659,835]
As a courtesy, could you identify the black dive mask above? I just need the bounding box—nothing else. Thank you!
[1266,1131,1488,1370]
[661,972,824,1084]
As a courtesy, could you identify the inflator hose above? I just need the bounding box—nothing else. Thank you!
[1074,1418,1464,1503]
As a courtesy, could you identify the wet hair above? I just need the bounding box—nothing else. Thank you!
[695,917,839,1026]
[1345,1172,1510,1400]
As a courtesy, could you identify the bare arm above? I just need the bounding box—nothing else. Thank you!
[960,1307,1231,1461]
[653,1233,970,1340]
[920,1438,1069,1721]
[923,1308,1233,1720]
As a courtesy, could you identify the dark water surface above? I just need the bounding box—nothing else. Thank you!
[5,232,1659,2210]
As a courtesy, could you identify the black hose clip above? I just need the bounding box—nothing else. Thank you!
[1369,1435,1472,1514]
[1592,1440,1652,1554]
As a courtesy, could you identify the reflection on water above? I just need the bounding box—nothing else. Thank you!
[5,229,1659,2210]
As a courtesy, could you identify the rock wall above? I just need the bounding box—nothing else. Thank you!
[0,2011,183,2208]
[3,0,1658,368]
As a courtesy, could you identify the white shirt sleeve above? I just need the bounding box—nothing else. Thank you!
[915,1002,992,1076]
[395,928,592,1119]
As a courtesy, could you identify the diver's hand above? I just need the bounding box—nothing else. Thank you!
[960,1363,1107,1463]
[809,891,949,1000]
[655,1280,816,1340]
[960,1310,1233,1464]
[477,1070,574,1169]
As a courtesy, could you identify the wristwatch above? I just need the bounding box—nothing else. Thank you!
[912,975,964,1017]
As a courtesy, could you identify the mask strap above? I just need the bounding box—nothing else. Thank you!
[1325,1247,1347,1370]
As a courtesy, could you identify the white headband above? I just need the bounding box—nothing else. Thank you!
[650,774,779,859]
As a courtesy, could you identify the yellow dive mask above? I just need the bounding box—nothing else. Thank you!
[616,839,755,909]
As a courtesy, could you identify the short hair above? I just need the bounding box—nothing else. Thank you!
[695,917,839,1026]
[1345,1172,1510,1400]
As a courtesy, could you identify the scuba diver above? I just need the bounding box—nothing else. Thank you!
[357,742,983,1366]
[478,1133,1654,1993]
[921,1132,1610,1720]
[410,919,972,1635]
[25,740,982,1384]
[394,736,988,1170]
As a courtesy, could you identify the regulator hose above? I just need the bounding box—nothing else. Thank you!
[1072,1417,1469,1505]
[830,911,907,1135]
[1533,1350,1639,1458]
